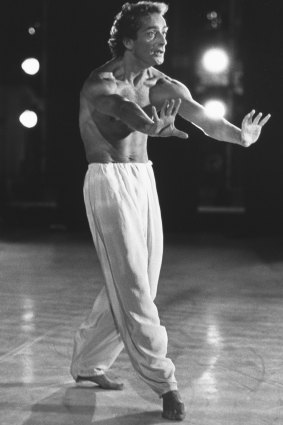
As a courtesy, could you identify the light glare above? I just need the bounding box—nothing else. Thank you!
[202,48,229,73]
[28,27,36,35]
[204,99,227,119]
[19,110,38,128]
[21,58,40,75]
[207,11,218,20]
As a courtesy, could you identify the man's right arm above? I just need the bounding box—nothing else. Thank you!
[82,73,188,139]
[83,73,155,134]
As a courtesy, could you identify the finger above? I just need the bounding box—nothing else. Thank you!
[248,109,256,124]
[242,110,253,126]
[241,113,249,127]
[172,98,182,116]
[151,106,159,122]
[160,100,168,119]
[172,128,189,139]
[259,113,271,127]
[253,112,263,125]
[166,99,175,116]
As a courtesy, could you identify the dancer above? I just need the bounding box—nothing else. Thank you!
[70,2,270,421]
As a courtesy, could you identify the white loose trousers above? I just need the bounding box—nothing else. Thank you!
[70,162,177,396]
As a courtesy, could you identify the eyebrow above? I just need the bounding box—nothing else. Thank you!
[143,25,169,32]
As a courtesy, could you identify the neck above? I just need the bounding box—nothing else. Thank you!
[120,51,151,84]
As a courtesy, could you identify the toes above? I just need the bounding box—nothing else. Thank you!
[162,405,186,421]
[111,382,124,390]
[174,406,186,421]
[162,410,175,420]
[97,378,124,390]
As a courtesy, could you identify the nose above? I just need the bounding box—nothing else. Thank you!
[158,32,167,46]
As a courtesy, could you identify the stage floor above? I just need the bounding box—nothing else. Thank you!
[1,228,283,424]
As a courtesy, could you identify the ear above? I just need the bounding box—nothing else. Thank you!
[123,38,134,51]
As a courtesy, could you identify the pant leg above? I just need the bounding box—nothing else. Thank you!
[82,162,177,396]
[146,164,164,301]
[70,285,124,379]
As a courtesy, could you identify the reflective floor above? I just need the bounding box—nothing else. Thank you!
[1,228,283,424]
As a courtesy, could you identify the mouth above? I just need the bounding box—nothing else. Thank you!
[151,48,165,57]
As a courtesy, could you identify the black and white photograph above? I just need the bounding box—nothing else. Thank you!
[0,1,282,423]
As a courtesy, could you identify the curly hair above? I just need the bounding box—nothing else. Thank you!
[108,1,168,58]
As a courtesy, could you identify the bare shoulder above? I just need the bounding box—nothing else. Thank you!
[81,64,118,99]
[150,67,172,83]
[150,68,192,104]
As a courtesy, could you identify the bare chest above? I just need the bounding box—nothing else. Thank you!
[117,80,156,108]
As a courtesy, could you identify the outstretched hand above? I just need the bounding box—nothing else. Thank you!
[149,99,188,139]
[241,110,271,147]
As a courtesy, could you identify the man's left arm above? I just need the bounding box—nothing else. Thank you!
[153,77,271,147]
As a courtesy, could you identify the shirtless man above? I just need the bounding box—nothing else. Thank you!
[70,2,270,421]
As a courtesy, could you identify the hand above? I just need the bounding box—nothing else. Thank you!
[148,99,189,139]
[241,109,271,147]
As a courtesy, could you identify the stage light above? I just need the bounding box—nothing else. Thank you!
[206,11,222,29]
[21,58,40,75]
[19,110,38,128]
[202,48,229,74]
[28,22,40,35]
[204,99,227,119]
[207,11,218,20]
[28,27,36,35]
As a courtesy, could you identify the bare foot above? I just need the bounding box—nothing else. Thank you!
[75,374,124,390]
[162,390,186,421]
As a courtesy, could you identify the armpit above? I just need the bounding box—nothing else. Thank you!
[98,72,115,81]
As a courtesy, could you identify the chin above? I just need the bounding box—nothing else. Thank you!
[153,57,164,66]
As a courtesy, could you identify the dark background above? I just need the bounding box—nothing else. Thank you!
[1,0,282,234]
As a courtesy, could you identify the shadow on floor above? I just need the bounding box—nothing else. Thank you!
[21,385,166,425]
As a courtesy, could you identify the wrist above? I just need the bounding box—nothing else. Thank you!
[145,123,159,137]
[240,131,249,147]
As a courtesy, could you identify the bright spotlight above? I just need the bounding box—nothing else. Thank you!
[204,99,227,119]
[19,110,38,128]
[21,58,40,75]
[28,27,36,35]
[202,48,229,73]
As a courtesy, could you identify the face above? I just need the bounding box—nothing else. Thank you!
[126,13,168,66]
